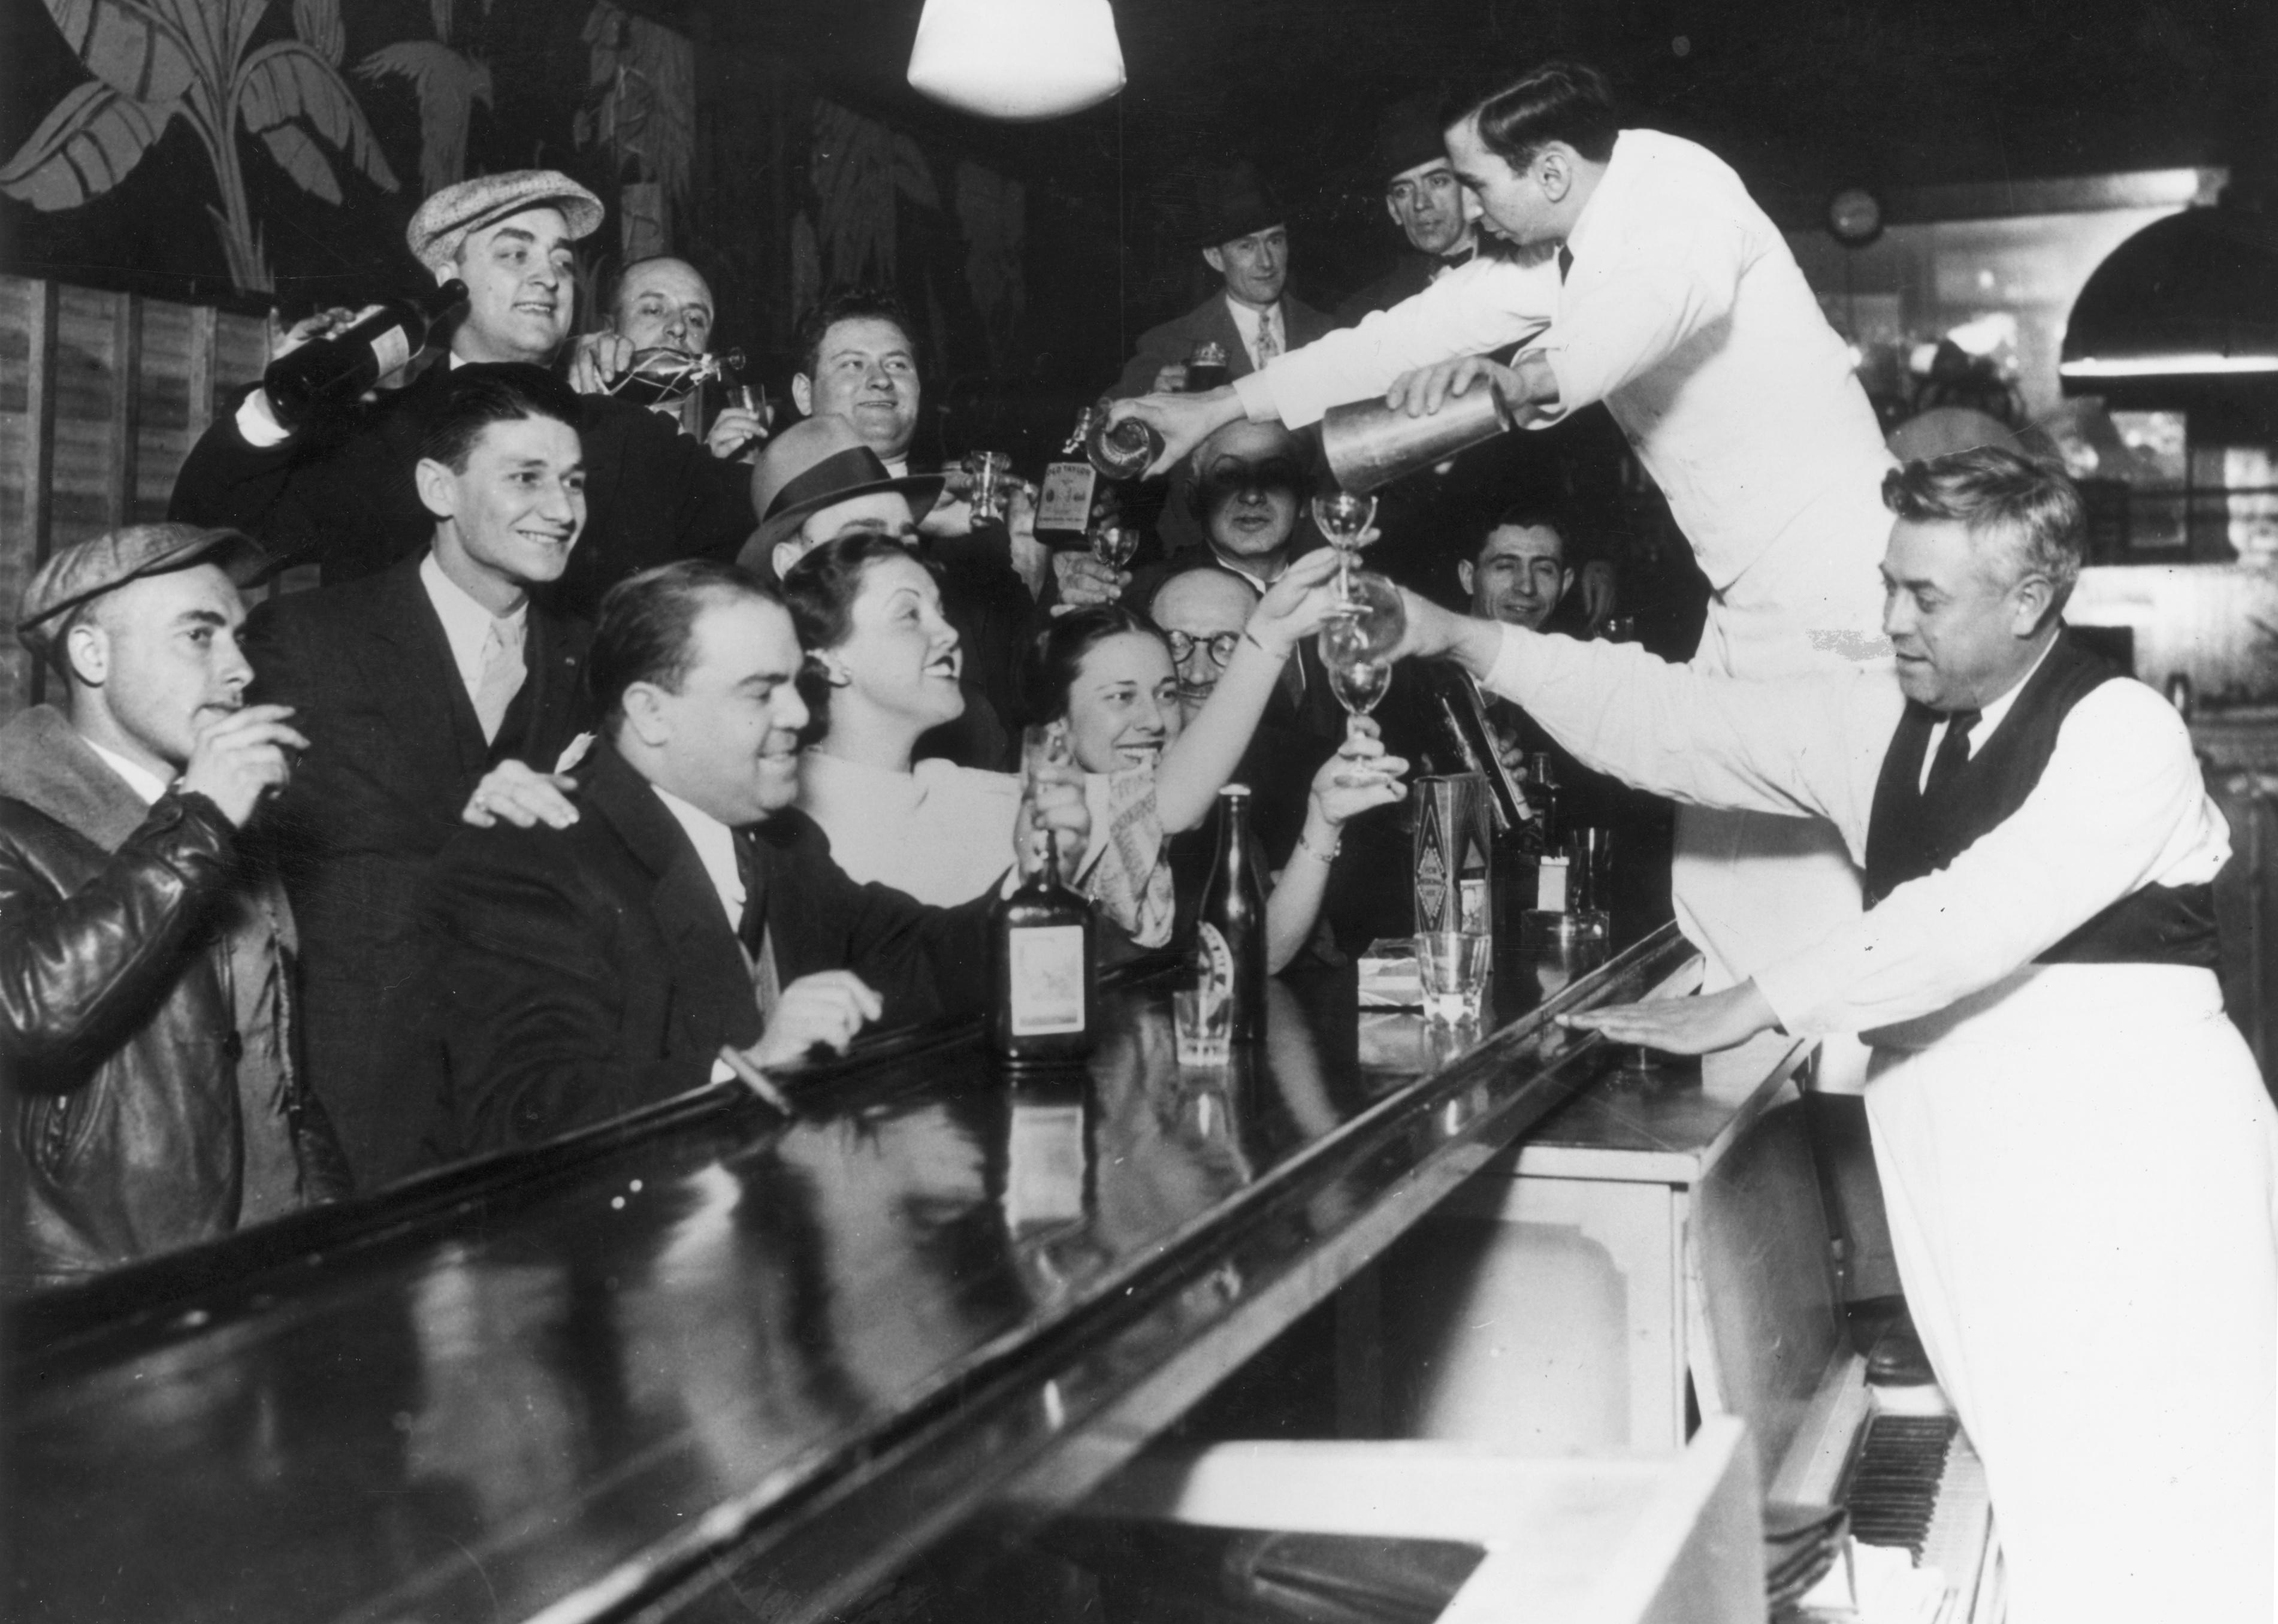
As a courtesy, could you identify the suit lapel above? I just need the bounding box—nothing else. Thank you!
[370,557,491,786]
[517,610,588,767]
[587,749,762,1048]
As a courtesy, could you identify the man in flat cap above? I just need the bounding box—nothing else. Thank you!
[1336,95,1484,324]
[1110,162,1337,403]
[0,525,349,1290]
[170,169,753,619]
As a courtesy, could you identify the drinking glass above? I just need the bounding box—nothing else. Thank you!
[1416,930,1493,1025]
[1316,567,1406,739]
[1090,521,1138,570]
[962,450,1013,522]
[1310,490,1378,554]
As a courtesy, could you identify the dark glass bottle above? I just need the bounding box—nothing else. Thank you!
[262,280,467,428]
[1425,667,1528,837]
[1527,751,1561,848]
[988,817,1099,1066]
[1197,785,1268,1042]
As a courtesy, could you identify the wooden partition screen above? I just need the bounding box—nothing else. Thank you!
[0,277,270,725]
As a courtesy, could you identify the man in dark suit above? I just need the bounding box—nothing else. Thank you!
[169,169,752,619]
[410,561,1090,1164]
[243,365,598,1188]
[1111,166,1338,403]
[1335,96,1483,325]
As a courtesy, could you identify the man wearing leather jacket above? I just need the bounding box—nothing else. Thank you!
[1,525,349,1292]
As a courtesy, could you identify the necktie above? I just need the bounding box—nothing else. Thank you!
[1254,305,1282,365]
[472,619,525,744]
[1556,244,1573,282]
[733,831,781,1020]
[1924,709,1979,797]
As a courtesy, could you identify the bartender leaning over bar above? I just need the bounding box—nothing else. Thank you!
[1389,444,2278,1624]
[1114,60,1896,1083]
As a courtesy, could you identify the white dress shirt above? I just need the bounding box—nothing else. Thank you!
[1483,624,2231,1041]
[1222,297,1284,370]
[87,740,172,805]
[419,554,527,710]
[1233,129,1891,592]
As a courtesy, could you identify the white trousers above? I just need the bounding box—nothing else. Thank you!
[1676,470,1891,1089]
[1865,968,2278,1624]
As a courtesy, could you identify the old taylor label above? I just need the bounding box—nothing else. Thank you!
[1008,924,1087,1035]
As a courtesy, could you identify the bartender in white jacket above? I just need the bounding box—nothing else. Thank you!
[1390,445,2277,1624]
[1113,62,1896,1067]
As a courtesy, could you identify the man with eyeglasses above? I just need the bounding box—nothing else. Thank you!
[1149,564,1337,884]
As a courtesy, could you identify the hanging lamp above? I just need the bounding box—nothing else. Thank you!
[907,0,1126,121]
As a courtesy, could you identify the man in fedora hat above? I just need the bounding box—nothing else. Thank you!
[171,168,753,618]
[745,416,1023,767]
[1336,95,1484,325]
[1110,162,1337,402]
[1,524,349,1289]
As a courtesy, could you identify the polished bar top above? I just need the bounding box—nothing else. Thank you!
[8,926,1697,1624]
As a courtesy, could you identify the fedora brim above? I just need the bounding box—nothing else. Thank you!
[741,470,949,574]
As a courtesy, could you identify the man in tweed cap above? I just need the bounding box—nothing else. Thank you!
[1,525,349,1288]
[170,169,752,616]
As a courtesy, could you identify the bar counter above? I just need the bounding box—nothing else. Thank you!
[8,924,1699,1623]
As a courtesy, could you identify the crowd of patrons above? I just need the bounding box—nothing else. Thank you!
[1,112,1654,1292]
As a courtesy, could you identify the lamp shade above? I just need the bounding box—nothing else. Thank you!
[907,0,1126,121]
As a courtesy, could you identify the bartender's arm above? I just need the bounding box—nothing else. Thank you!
[1571,681,2224,1054]
[1391,219,1744,424]
[1108,256,1559,473]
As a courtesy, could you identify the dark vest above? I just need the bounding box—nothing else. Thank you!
[1863,631,2219,969]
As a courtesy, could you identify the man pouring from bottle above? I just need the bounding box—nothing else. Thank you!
[1111,62,1895,1079]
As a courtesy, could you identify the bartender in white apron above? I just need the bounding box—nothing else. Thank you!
[1389,445,2277,1624]
[1114,62,1895,1082]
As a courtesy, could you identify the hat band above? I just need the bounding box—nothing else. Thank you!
[766,446,896,521]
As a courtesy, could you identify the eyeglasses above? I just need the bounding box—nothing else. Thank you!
[1164,630,1243,669]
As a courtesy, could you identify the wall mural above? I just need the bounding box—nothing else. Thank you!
[2,0,399,293]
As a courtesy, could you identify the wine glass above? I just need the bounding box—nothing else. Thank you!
[1090,522,1138,571]
[1310,490,1378,598]
[1316,568,1404,740]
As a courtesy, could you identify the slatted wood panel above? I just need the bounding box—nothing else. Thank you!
[0,277,267,722]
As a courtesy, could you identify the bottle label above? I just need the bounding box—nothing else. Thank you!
[368,325,413,382]
[1197,921,1235,998]
[1036,461,1097,531]
[1415,815,1449,932]
[1008,924,1087,1035]
[1538,855,1570,912]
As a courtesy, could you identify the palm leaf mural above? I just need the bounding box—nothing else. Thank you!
[811,98,899,288]
[357,40,493,197]
[2,0,401,292]
[0,80,171,209]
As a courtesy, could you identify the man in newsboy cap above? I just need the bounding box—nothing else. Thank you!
[0,525,350,1290]
[170,169,753,616]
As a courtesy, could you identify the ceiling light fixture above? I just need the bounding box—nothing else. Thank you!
[2060,354,2278,379]
[907,0,1126,121]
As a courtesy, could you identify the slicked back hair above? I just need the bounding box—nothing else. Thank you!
[793,286,919,382]
[1017,603,1170,730]
[1882,446,2085,617]
[590,560,778,724]
[1446,60,1620,169]
[418,362,584,473]
[1478,498,1570,564]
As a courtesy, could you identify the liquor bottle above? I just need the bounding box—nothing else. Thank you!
[1069,404,1164,481]
[1197,785,1267,1042]
[988,796,1099,1065]
[1424,667,1529,836]
[1527,752,1560,848]
[262,280,468,429]
[606,345,747,407]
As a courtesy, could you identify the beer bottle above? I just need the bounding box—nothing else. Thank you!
[989,767,1098,1065]
[1197,785,1267,1042]
[262,280,469,429]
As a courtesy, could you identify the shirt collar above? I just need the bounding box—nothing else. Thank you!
[1207,550,1286,594]
[1560,128,1632,270]
[1222,295,1278,340]
[85,739,173,806]
[1962,631,2062,749]
[420,552,527,688]
[649,782,745,926]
